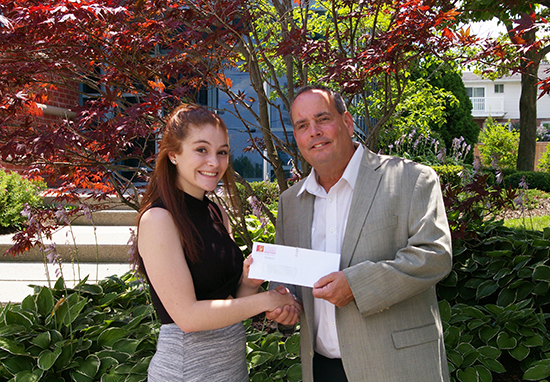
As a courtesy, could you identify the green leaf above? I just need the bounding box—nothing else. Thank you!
[447,349,463,367]
[247,350,273,367]
[486,250,512,257]
[493,267,512,280]
[36,287,54,317]
[474,365,492,382]
[75,354,100,378]
[445,326,461,349]
[21,295,36,312]
[98,328,129,348]
[123,373,147,382]
[440,271,458,287]
[496,332,517,349]
[497,288,516,306]
[533,281,549,296]
[461,306,486,319]
[509,343,529,361]
[31,331,51,349]
[524,334,544,347]
[477,280,499,300]
[69,370,93,382]
[1,356,34,375]
[13,369,40,382]
[5,311,32,330]
[524,360,550,381]
[75,284,103,295]
[130,356,151,375]
[284,333,300,355]
[516,282,534,300]
[457,367,479,382]
[477,346,501,359]
[112,339,140,354]
[287,363,302,382]
[533,265,550,281]
[479,357,506,373]
[54,341,77,369]
[0,338,26,355]
[64,298,88,326]
[37,347,62,371]
[97,356,119,376]
[439,300,451,322]
[53,277,65,290]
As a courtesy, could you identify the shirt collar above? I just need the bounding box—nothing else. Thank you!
[298,143,364,197]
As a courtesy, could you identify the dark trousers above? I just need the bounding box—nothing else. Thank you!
[313,352,349,382]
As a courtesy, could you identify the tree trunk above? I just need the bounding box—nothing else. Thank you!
[516,32,539,172]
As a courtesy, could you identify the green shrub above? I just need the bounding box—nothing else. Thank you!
[481,167,518,187]
[478,117,520,169]
[432,164,464,187]
[438,224,550,381]
[0,170,45,230]
[537,146,550,172]
[503,171,550,193]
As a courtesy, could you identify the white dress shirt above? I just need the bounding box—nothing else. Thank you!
[297,144,364,359]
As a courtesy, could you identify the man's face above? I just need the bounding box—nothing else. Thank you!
[292,89,355,173]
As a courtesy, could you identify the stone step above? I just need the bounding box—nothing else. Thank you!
[71,209,138,226]
[0,226,134,263]
[43,194,138,210]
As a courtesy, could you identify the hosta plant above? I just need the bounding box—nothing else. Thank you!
[0,273,158,382]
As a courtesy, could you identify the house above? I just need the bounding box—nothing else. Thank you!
[462,63,550,170]
[462,62,550,130]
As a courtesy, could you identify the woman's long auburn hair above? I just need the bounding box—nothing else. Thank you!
[131,104,238,269]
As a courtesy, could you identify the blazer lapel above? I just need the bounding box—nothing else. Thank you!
[341,148,383,268]
[297,190,315,250]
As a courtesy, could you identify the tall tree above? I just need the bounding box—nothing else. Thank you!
[187,0,469,180]
[0,0,472,254]
[459,0,550,171]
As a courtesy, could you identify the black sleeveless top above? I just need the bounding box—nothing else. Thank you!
[140,193,243,324]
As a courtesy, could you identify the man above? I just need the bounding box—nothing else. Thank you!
[268,85,452,382]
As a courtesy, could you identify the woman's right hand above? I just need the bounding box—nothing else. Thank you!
[266,285,302,325]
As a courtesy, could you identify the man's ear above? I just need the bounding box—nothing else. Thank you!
[344,111,354,136]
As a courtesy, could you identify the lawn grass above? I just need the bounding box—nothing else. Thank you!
[503,215,550,231]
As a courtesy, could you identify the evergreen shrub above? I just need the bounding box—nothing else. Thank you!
[503,171,550,193]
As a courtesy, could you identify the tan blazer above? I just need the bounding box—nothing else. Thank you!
[275,147,452,382]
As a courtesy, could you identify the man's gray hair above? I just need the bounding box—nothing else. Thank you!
[293,85,347,115]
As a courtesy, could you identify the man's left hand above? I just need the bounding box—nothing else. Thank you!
[312,271,354,307]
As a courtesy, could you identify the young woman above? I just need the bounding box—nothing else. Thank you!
[132,104,301,382]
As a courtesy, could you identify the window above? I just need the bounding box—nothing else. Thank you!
[494,84,504,93]
[465,87,485,111]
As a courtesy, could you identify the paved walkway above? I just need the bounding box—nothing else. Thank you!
[0,262,131,303]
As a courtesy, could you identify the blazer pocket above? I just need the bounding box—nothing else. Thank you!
[391,323,440,349]
[362,214,398,235]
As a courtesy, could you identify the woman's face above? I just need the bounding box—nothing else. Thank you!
[169,123,229,200]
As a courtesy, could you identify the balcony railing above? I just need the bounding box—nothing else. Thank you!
[470,96,505,117]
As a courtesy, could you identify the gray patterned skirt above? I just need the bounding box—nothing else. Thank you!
[148,322,248,382]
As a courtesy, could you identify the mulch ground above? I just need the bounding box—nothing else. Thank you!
[495,196,550,220]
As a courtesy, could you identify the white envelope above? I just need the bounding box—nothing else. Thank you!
[248,242,341,288]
